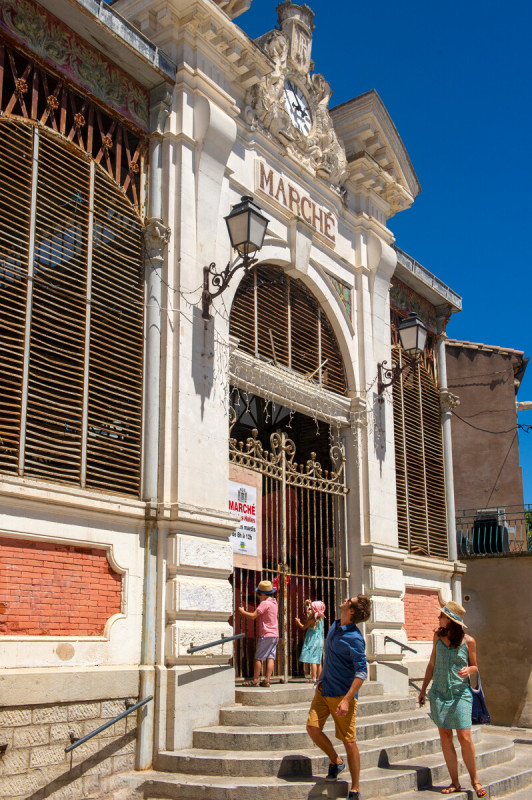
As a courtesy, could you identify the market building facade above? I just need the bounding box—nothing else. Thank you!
[0,0,465,796]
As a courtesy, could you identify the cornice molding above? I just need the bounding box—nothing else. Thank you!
[114,0,271,90]
[331,89,420,217]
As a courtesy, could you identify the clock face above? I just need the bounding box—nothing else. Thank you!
[284,80,312,136]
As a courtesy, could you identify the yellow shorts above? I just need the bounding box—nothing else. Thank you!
[307,684,358,742]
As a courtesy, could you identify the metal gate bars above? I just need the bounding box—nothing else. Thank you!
[229,410,349,683]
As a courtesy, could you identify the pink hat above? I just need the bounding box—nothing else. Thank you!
[311,601,326,620]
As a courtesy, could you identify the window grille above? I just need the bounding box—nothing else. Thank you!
[230,265,347,396]
[392,348,448,558]
[0,118,144,496]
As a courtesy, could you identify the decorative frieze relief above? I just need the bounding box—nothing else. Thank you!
[390,277,438,333]
[0,0,149,129]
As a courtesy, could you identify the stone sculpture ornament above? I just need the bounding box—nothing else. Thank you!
[246,2,347,186]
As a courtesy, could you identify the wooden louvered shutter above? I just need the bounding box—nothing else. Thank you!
[393,350,448,558]
[257,267,289,367]
[0,120,32,472]
[0,120,144,496]
[86,170,144,494]
[420,367,448,557]
[23,132,90,482]
[230,269,255,357]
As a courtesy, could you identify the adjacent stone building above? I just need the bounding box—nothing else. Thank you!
[0,1,469,797]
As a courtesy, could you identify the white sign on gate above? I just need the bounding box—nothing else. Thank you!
[229,465,262,570]
[229,481,257,556]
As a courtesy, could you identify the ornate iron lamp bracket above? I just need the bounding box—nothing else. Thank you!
[202,255,257,320]
[377,358,410,403]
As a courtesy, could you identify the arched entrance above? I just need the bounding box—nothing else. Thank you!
[229,265,350,681]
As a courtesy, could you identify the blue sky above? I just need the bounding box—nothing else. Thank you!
[236,1,532,500]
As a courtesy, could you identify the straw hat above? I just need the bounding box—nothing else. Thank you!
[255,580,275,595]
[440,601,467,628]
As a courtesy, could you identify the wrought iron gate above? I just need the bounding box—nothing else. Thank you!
[230,410,349,682]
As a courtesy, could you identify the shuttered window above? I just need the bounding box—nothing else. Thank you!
[230,265,347,396]
[0,119,144,496]
[392,348,448,558]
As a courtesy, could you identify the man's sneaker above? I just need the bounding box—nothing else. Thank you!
[326,759,345,781]
[348,792,361,800]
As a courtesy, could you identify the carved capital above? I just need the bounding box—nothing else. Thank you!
[149,83,173,135]
[440,388,460,410]
[143,218,171,266]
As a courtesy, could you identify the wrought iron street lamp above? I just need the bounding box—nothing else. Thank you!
[202,195,269,320]
[377,312,428,402]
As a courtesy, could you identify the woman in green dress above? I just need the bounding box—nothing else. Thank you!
[418,601,486,798]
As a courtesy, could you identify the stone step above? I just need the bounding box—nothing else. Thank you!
[219,693,417,726]
[192,708,434,751]
[234,680,383,706]
[140,736,522,800]
[358,734,515,798]
[102,735,532,800]
[156,726,481,777]
[387,741,532,800]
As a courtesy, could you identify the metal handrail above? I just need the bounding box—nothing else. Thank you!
[384,635,417,654]
[187,632,244,654]
[65,696,153,753]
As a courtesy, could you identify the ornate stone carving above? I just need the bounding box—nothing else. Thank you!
[246,2,347,186]
[143,218,171,268]
[440,389,460,411]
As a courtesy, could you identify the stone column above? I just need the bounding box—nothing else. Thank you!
[435,315,462,601]
[137,84,172,771]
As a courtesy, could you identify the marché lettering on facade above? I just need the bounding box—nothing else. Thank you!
[256,159,336,245]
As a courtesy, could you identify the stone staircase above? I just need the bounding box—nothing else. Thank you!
[104,681,532,800]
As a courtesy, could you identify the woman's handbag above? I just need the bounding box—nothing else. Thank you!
[470,672,491,724]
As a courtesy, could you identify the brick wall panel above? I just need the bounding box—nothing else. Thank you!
[0,538,122,636]
[403,587,441,640]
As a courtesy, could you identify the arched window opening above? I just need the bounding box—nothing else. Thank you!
[230,264,347,396]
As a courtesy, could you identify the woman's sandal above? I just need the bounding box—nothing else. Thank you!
[473,783,487,798]
[242,679,260,687]
[259,680,270,687]
[441,786,462,795]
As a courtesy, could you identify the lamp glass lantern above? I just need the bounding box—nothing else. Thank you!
[225,195,269,259]
[397,312,428,356]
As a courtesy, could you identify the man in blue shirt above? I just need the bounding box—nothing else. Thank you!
[306,595,371,800]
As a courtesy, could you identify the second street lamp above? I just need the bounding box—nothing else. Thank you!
[377,312,428,402]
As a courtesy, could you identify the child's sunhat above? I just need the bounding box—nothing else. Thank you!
[255,580,276,595]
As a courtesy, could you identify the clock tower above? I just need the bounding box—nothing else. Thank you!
[246,1,347,185]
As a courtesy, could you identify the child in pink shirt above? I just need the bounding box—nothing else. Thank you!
[239,579,279,687]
